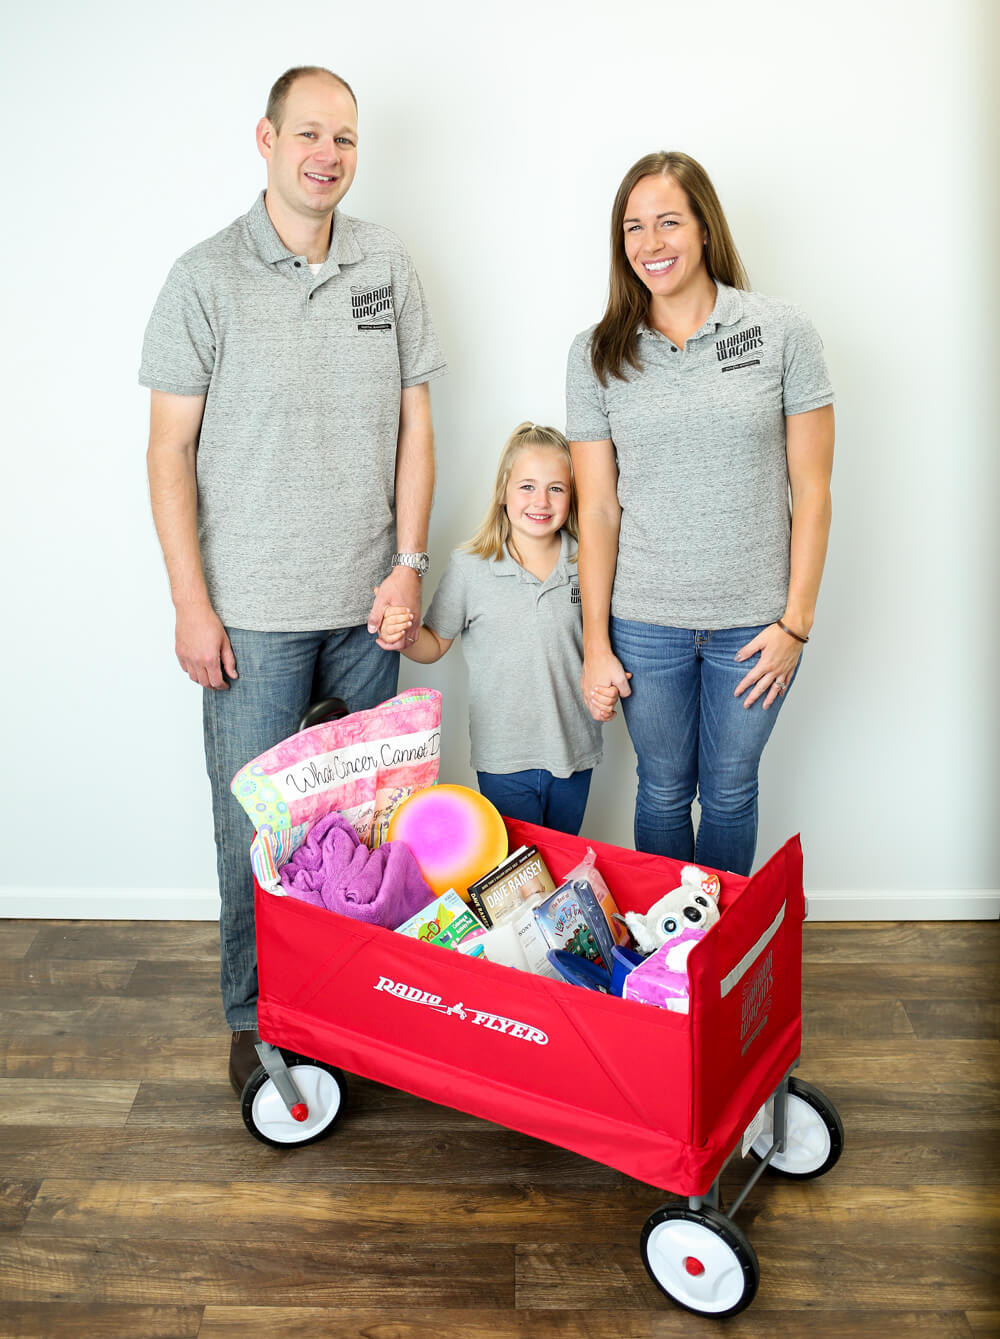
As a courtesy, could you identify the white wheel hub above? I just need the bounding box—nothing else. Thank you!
[752,1092,831,1173]
[645,1218,748,1313]
[250,1064,342,1143]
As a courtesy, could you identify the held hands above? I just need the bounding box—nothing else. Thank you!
[367,570,421,650]
[581,648,632,723]
[175,602,237,690]
[378,601,414,649]
[734,623,803,709]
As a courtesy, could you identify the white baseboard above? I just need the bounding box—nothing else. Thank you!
[0,889,220,920]
[1,887,997,922]
[805,889,999,921]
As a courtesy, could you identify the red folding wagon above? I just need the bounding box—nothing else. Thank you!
[240,815,843,1318]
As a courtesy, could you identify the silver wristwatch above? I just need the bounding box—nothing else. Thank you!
[390,551,430,577]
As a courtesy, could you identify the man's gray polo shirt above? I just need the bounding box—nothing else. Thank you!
[426,532,603,778]
[140,193,446,631]
[566,284,833,630]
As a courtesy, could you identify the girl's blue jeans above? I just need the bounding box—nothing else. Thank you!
[477,768,593,836]
[610,618,795,876]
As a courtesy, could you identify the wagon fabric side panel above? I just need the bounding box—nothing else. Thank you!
[687,836,805,1162]
[255,883,709,1189]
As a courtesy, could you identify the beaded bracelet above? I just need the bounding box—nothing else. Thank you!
[776,619,809,645]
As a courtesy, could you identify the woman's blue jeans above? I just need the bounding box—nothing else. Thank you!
[203,625,399,1031]
[610,618,795,876]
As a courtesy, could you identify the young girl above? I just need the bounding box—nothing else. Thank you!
[379,421,620,835]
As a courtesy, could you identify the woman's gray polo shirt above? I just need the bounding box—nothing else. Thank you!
[565,285,833,630]
[425,533,603,778]
[139,193,446,631]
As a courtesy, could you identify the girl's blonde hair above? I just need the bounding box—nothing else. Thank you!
[591,151,749,385]
[465,421,578,563]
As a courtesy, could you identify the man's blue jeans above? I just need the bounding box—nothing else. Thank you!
[203,625,399,1031]
[476,768,593,836]
[610,619,795,876]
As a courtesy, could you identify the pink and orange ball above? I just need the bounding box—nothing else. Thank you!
[388,784,507,900]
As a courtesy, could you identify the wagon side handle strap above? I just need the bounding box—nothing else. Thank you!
[719,903,786,999]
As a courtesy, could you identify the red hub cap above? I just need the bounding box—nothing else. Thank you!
[684,1256,706,1276]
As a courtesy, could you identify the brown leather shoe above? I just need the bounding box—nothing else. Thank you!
[229,1029,262,1095]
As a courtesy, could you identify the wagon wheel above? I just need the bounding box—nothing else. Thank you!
[640,1204,759,1317]
[241,1055,348,1149]
[750,1076,844,1179]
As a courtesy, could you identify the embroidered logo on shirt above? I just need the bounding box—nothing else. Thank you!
[351,283,394,331]
[716,324,763,363]
[570,582,581,604]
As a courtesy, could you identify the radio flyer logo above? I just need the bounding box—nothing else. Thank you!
[373,975,548,1045]
[352,283,394,331]
[716,323,762,373]
[740,948,773,1055]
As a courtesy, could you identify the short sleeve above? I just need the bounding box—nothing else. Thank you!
[394,256,447,389]
[138,259,216,396]
[424,552,469,641]
[782,308,834,416]
[565,328,611,442]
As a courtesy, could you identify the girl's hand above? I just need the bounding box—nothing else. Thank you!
[581,650,632,722]
[590,680,624,721]
[375,592,414,649]
[734,624,803,709]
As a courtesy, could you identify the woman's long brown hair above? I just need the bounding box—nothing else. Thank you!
[590,151,749,385]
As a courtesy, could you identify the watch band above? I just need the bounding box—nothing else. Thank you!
[390,551,429,576]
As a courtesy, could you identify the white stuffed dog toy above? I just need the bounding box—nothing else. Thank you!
[623,865,722,956]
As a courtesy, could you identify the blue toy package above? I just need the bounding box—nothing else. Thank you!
[533,879,613,967]
[535,878,605,964]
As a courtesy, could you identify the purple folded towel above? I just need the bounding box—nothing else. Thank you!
[279,812,433,929]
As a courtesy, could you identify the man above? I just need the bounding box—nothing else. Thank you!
[140,66,445,1092]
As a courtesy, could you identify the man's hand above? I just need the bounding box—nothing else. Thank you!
[367,568,421,649]
[175,601,238,689]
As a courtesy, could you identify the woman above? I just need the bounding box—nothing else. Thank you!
[566,151,834,876]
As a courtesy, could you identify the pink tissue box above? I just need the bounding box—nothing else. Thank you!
[622,927,705,1014]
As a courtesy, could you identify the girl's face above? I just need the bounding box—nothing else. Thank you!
[623,173,708,301]
[504,448,572,549]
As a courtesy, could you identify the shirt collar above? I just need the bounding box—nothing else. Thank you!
[637,282,746,338]
[491,528,575,584]
[244,191,365,271]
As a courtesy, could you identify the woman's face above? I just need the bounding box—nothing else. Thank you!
[504,448,572,549]
[623,173,708,301]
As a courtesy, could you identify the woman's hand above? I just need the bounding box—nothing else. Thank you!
[734,624,803,709]
[581,649,632,722]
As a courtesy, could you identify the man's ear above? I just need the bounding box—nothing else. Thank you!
[256,117,275,162]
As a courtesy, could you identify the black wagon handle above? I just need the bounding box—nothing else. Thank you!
[297,697,350,733]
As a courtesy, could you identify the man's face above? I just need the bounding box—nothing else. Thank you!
[256,74,358,221]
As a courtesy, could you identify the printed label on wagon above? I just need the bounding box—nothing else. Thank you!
[740,948,773,1055]
[372,976,548,1045]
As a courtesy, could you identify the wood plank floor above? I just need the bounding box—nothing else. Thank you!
[0,917,997,1338]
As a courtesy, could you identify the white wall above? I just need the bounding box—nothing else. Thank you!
[2,0,997,919]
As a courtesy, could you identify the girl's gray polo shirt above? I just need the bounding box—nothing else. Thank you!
[425,532,603,778]
[565,285,833,630]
